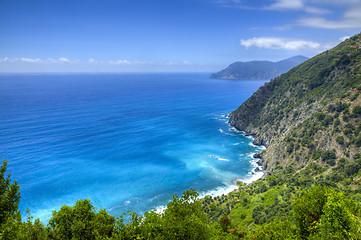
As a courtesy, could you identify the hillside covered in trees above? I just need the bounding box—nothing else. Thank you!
[2,32,361,239]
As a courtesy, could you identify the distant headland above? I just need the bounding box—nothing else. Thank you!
[210,55,309,80]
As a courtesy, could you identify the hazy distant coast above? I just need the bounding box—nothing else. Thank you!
[210,55,309,80]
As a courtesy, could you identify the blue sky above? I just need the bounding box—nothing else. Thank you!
[0,0,360,72]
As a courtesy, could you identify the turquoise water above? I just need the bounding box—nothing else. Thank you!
[0,73,267,221]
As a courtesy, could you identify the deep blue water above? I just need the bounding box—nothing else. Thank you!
[0,73,267,221]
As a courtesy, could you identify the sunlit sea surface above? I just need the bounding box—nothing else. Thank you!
[0,73,267,221]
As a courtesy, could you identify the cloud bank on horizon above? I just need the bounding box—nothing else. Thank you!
[0,0,360,72]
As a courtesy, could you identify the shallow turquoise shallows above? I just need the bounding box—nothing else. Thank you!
[0,73,267,222]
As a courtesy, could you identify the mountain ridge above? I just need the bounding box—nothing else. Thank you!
[210,55,309,80]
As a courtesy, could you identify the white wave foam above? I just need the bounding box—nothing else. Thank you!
[245,135,253,140]
[248,152,256,159]
[151,172,264,216]
[208,154,230,162]
[248,142,257,147]
[199,171,264,198]
[242,171,264,184]
[199,184,238,199]
[151,115,266,216]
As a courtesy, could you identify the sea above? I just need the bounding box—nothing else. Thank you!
[0,73,267,222]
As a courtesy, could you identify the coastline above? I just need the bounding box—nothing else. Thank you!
[155,117,266,214]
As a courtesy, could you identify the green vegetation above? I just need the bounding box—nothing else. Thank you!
[3,158,361,239]
[3,32,361,240]
[1,159,214,239]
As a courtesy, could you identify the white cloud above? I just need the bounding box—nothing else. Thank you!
[88,58,97,64]
[107,59,151,65]
[240,37,320,50]
[297,16,361,29]
[290,1,361,29]
[0,57,10,62]
[213,0,252,9]
[215,0,360,29]
[164,60,193,66]
[215,0,329,13]
[267,0,304,10]
[340,36,351,41]
[0,57,153,66]
[108,59,132,65]
[0,57,19,63]
[21,57,42,63]
[58,57,70,63]
[133,60,149,64]
[0,57,80,64]
[265,0,330,14]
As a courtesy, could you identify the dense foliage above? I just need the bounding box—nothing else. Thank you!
[2,158,361,239]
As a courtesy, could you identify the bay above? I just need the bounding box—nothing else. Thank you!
[0,73,267,221]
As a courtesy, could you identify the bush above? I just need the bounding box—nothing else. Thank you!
[328,104,336,112]
[336,135,344,145]
[250,219,298,239]
[312,150,323,160]
[336,102,347,112]
[315,112,326,121]
[353,105,361,115]
[293,186,327,238]
[322,115,334,126]
[293,186,361,239]
[334,118,341,127]
[321,149,336,162]
[326,158,336,166]
[344,161,361,176]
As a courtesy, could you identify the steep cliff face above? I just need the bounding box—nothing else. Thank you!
[229,33,361,173]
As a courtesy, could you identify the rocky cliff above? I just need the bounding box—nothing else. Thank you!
[229,33,361,174]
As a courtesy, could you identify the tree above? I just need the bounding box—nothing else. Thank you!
[160,189,212,240]
[47,199,115,240]
[0,159,21,238]
[16,209,47,240]
[293,185,328,238]
[293,185,361,239]
[115,189,213,240]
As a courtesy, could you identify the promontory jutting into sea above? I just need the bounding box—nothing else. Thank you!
[0,73,267,220]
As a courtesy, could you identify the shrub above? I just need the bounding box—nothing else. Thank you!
[322,149,336,162]
[353,105,361,115]
[293,186,361,239]
[312,150,323,160]
[336,135,344,145]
